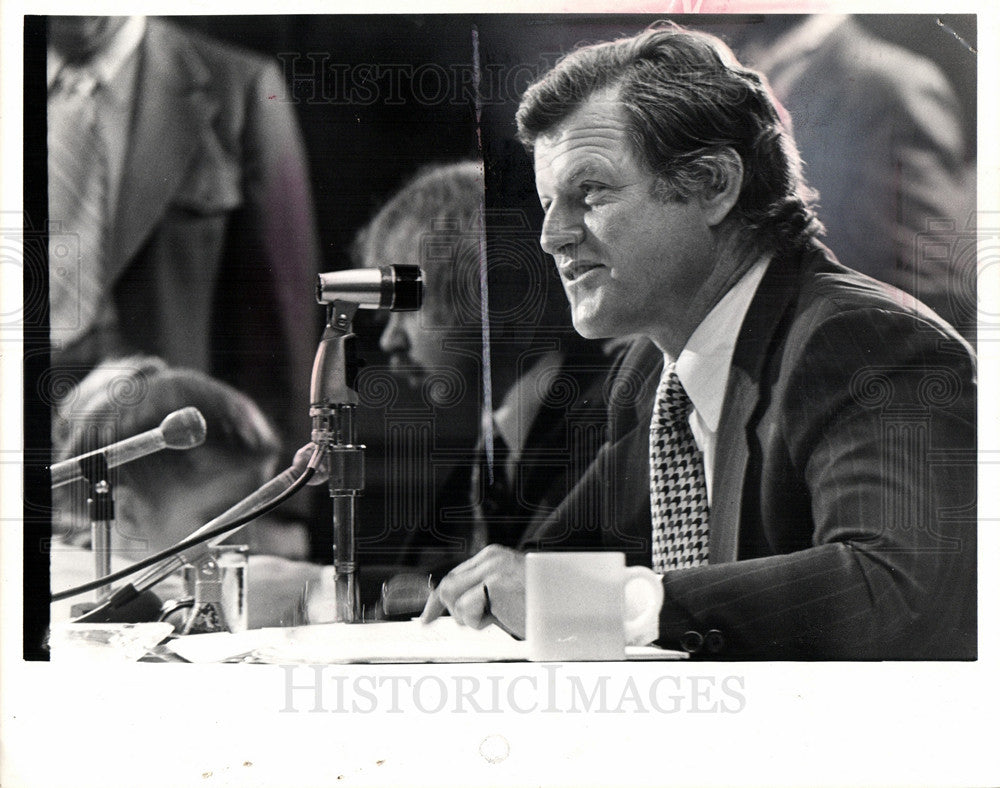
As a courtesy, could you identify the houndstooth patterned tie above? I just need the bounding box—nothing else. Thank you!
[649,363,710,571]
[48,67,108,348]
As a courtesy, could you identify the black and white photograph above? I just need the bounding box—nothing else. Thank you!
[1,3,997,787]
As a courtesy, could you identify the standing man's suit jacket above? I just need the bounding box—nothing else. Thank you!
[528,241,977,659]
[77,18,319,447]
[733,16,975,343]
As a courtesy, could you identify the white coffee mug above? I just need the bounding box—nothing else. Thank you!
[525,552,663,661]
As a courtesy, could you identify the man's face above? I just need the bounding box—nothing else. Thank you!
[50,17,130,60]
[378,256,479,397]
[533,90,720,351]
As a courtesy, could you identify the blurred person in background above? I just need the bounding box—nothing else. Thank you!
[351,161,617,613]
[722,14,977,342]
[50,356,322,626]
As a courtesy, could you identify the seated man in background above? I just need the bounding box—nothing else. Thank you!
[423,23,977,659]
[351,161,616,613]
[51,356,321,627]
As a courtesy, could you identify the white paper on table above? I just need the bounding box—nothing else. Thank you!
[166,618,686,664]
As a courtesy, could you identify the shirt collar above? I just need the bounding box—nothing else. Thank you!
[672,256,770,432]
[47,16,146,90]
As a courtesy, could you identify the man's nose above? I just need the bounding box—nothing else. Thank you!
[380,313,410,355]
[539,200,584,257]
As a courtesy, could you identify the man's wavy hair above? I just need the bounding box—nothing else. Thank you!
[516,22,823,254]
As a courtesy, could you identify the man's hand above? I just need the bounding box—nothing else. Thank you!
[420,545,526,638]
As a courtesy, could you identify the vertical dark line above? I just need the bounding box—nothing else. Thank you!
[472,24,495,487]
[23,15,51,660]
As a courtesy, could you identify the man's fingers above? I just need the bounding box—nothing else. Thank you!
[452,584,491,628]
[421,572,491,628]
[420,570,483,624]
[419,588,447,624]
[419,546,520,627]
[444,548,497,579]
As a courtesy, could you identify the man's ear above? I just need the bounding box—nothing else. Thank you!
[695,146,744,227]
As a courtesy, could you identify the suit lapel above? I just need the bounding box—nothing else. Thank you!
[600,340,662,560]
[108,20,215,284]
[709,253,801,562]
[709,365,756,562]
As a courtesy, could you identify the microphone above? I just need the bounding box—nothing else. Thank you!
[50,407,207,488]
[316,264,422,311]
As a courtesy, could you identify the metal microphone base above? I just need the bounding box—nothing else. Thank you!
[329,568,362,623]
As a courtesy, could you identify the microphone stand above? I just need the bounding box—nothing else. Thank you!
[81,453,114,603]
[310,300,365,623]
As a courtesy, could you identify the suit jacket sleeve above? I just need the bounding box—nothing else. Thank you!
[880,56,973,337]
[212,59,320,449]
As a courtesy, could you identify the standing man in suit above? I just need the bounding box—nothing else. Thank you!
[725,15,977,343]
[47,16,319,451]
[422,23,977,659]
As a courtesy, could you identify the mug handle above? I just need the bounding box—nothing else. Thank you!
[622,566,664,646]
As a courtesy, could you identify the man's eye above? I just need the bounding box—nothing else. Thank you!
[581,183,608,198]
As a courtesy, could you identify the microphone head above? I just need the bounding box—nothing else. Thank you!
[316,265,423,311]
[385,264,422,311]
[159,407,207,450]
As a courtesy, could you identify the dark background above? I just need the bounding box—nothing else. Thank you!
[24,14,978,656]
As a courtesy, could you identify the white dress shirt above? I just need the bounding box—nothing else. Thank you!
[667,256,770,506]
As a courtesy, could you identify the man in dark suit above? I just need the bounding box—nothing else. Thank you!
[422,23,976,659]
[47,16,319,450]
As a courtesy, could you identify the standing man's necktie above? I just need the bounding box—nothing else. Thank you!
[649,363,710,571]
[48,68,108,349]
